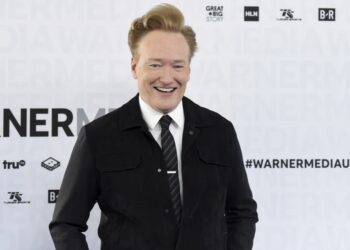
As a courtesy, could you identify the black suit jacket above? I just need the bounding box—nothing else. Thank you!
[49,95,258,250]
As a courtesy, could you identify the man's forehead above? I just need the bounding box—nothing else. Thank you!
[137,31,190,51]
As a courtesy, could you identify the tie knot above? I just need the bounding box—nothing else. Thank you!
[160,115,172,130]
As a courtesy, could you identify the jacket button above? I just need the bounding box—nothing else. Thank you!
[189,130,194,135]
[164,209,169,213]
[157,168,162,173]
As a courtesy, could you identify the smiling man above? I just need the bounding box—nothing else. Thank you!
[131,30,190,113]
[49,4,258,250]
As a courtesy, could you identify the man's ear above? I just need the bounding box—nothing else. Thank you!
[131,57,137,79]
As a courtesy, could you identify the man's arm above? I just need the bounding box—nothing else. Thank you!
[49,126,99,250]
[225,124,258,250]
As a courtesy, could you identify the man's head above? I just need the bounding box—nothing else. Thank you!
[128,4,197,113]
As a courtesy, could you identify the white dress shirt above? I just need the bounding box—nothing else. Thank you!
[139,96,184,204]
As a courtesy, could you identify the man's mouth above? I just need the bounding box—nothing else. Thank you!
[154,87,177,93]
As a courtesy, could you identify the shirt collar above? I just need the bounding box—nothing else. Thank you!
[138,95,184,130]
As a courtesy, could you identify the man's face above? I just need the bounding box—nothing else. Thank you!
[131,30,191,113]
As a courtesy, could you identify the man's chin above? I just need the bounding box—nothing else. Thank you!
[154,102,179,114]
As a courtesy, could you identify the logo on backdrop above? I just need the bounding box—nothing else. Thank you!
[319,8,336,21]
[48,190,59,203]
[0,108,114,138]
[41,157,60,171]
[3,160,25,169]
[277,9,302,21]
[4,192,31,204]
[206,6,223,22]
[245,158,350,169]
[244,6,259,21]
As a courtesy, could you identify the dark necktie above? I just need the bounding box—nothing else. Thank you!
[159,115,182,224]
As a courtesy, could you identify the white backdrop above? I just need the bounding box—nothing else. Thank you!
[1,0,350,249]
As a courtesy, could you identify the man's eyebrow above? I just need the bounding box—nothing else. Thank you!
[147,58,162,62]
[173,60,186,63]
[147,58,186,63]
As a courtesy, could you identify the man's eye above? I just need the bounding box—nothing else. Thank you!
[173,65,184,69]
[150,64,161,68]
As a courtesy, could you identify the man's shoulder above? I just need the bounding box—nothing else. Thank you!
[85,105,121,130]
[183,96,233,128]
[83,96,139,136]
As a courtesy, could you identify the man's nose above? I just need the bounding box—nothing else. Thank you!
[159,67,173,84]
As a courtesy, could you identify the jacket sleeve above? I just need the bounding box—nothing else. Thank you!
[49,126,99,250]
[225,124,258,250]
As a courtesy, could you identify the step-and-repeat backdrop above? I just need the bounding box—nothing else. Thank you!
[1,0,349,249]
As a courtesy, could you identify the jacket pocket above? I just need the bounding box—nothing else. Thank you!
[196,145,232,167]
[96,152,141,172]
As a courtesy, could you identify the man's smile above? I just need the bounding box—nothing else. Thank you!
[154,87,177,93]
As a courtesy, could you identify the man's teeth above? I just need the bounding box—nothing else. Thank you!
[155,87,175,93]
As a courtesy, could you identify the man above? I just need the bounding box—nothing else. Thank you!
[49,4,258,250]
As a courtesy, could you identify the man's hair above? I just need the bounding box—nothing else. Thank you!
[128,4,197,60]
